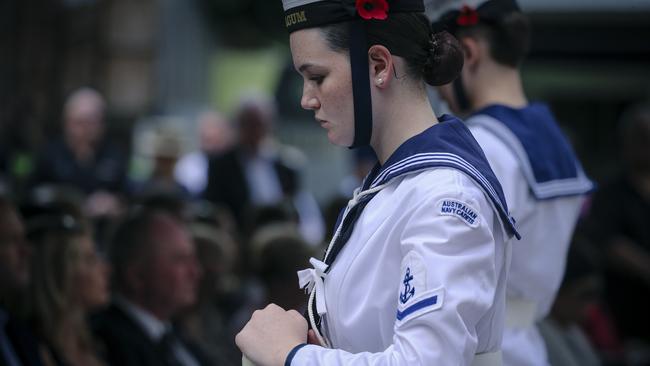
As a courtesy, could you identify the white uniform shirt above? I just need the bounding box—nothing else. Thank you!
[466,104,592,366]
[292,116,517,365]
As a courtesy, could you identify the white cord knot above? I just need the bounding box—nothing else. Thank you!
[297,257,328,315]
[348,187,362,208]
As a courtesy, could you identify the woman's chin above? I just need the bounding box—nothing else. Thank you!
[327,131,352,147]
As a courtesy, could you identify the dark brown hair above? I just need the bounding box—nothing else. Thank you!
[321,13,463,87]
[109,209,173,293]
[456,11,531,67]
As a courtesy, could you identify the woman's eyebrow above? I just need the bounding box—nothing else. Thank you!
[298,63,314,73]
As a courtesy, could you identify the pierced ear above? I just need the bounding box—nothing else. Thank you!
[368,45,392,87]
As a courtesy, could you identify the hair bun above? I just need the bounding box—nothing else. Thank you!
[423,31,464,86]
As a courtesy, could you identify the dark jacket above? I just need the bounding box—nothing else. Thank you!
[0,309,44,366]
[91,303,213,366]
[31,138,128,195]
[203,147,298,226]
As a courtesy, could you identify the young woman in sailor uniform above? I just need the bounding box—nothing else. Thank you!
[236,0,520,365]
[430,1,594,365]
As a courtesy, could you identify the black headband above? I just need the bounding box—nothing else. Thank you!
[431,0,520,35]
[26,213,83,240]
[284,0,424,33]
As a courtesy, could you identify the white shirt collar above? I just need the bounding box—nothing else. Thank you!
[114,296,169,341]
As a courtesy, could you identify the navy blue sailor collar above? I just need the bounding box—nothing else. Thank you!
[361,114,520,239]
[467,103,594,200]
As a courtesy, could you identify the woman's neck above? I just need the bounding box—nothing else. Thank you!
[56,311,103,366]
[471,63,528,111]
[55,310,84,346]
[371,87,437,165]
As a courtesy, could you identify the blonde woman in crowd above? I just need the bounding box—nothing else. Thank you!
[28,214,109,366]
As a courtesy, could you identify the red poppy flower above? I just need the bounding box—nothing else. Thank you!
[456,5,479,26]
[355,0,389,20]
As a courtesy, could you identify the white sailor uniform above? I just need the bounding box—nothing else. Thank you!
[465,103,593,366]
[291,115,519,365]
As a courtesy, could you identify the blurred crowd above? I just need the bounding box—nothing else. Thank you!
[0,87,329,366]
[0,87,648,366]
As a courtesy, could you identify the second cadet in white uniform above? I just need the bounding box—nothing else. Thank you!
[429,0,594,364]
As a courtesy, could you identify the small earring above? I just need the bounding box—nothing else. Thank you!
[377,78,383,86]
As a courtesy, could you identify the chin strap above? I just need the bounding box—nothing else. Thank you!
[349,20,373,148]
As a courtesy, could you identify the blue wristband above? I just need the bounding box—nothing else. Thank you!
[284,343,308,366]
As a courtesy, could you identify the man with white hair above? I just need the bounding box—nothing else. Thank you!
[31,87,127,217]
[92,209,209,366]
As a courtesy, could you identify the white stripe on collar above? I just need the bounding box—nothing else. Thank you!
[372,153,500,205]
[369,152,519,238]
[468,114,594,199]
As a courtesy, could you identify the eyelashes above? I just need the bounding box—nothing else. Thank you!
[309,75,325,85]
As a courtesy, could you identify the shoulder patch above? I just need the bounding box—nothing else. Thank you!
[396,252,445,323]
[398,252,427,306]
[436,198,480,228]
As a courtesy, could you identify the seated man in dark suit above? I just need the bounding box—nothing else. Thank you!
[204,96,299,226]
[92,209,210,366]
[0,196,44,366]
[203,95,324,244]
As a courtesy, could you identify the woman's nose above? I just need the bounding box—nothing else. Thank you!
[301,92,320,110]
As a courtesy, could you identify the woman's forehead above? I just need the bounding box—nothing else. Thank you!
[290,28,326,53]
[290,28,345,68]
